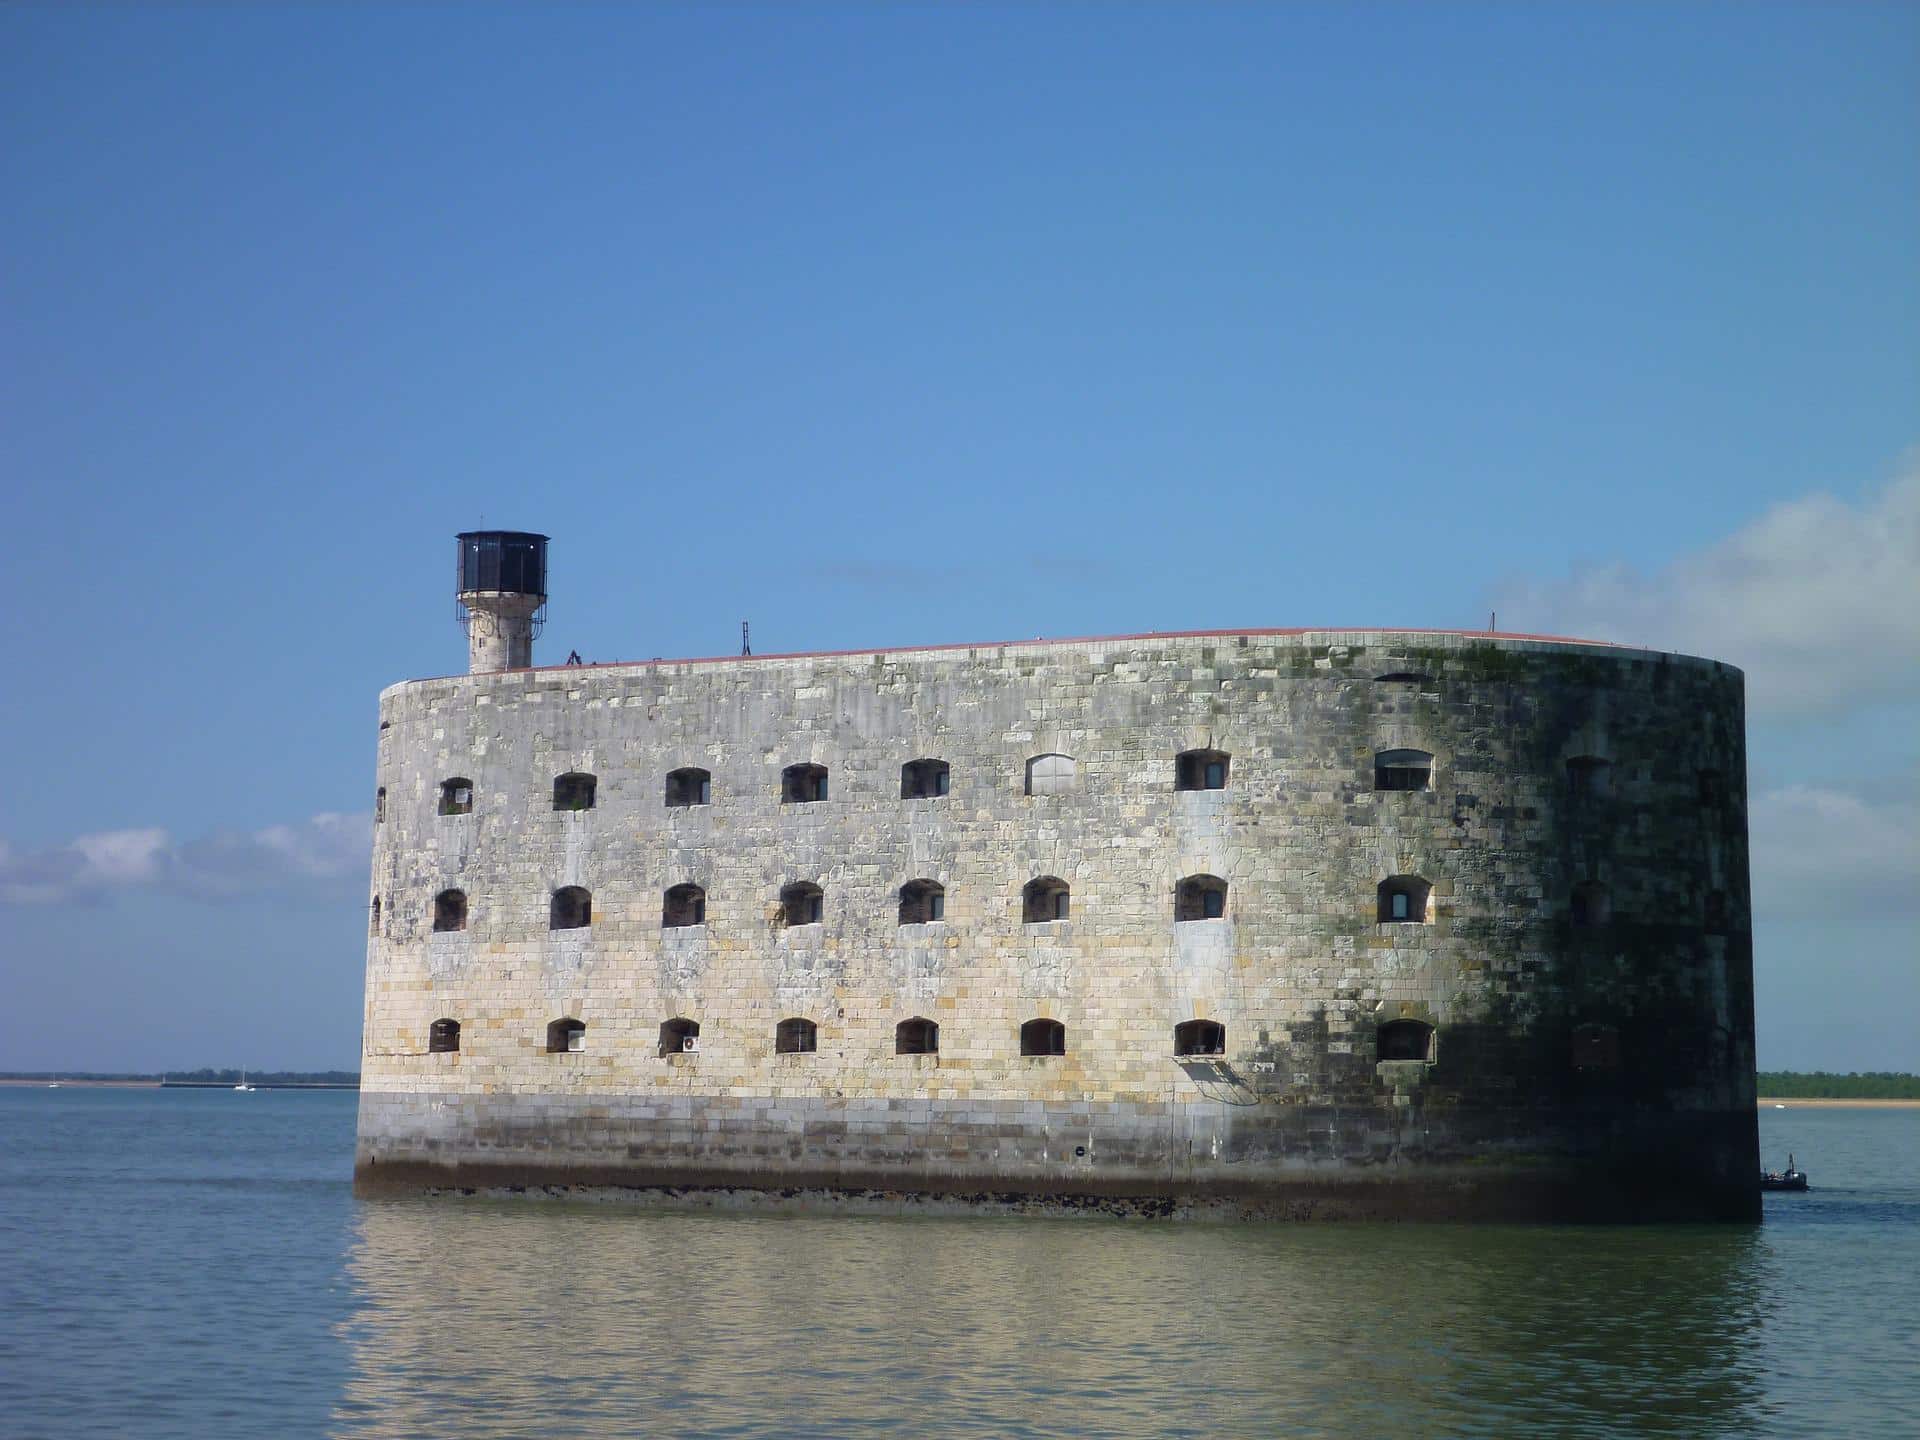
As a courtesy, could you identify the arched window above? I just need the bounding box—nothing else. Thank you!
[375,787,386,823]
[780,881,823,927]
[1025,753,1076,796]
[1020,1018,1065,1057]
[550,886,591,930]
[899,879,945,925]
[369,895,382,936]
[782,763,829,803]
[1022,876,1070,923]
[546,1018,585,1054]
[1567,756,1612,800]
[552,772,596,811]
[438,777,474,816]
[659,1017,700,1056]
[1175,750,1230,791]
[1175,874,1227,922]
[1374,749,1433,791]
[776,1017,817,1054]
[663,883,706,928]
[432,889,467,933]
[1377,1019,1434,1062]
[1377,876,1430,924]
[895,1017,939,1055]
[901,759,951,799]
[428,1018,460,1054]
[1174,1019,1225,1056]
[665,767,712,807]
[1571,881,1610,928]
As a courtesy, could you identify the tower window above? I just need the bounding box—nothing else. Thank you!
[546,1018,585,1054]
[666,767,712,807]
[663,883,706,928]
[1174,1020,1225,1057]
[1022,877,1071,924]
[1025,753,1076,796]
[428,1019,460,1054]
[1374,749,1433,792]
[1175,875,1228,922]
[1374,671,1433,685]
[1175,750,1230,791]
[899,879,945,925]
[550,886,591,930]
[1020,1018,1066,1057]
[438,778,474,816]
[659,1017,700,1056]
[780,882,824,927]
[1378,876,1430,924]
[1377,1019,1434,1062]
[553,772,596,811]
[375,787,386,823]
[369,895,382,936]
[895,1017,939,1055]
[432,889,467,933]
[901,759,951,799]
[782,763,829,804]
[776,1017,818,1054]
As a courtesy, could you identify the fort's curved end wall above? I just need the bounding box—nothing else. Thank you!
[355,630,1758,1220]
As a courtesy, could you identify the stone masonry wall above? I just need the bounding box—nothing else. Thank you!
[356,629,1758,1220]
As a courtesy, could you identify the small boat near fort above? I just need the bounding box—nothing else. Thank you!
[1761,1155,1808,1192]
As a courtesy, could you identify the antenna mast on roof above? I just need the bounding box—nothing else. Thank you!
[742,620,751,657]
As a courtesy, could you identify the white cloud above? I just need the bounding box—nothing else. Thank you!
[1495,464,1920,716]
[1750,784,1920,919]
[0,812,372,906]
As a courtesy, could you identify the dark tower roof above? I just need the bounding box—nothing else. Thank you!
[456,531,548,597]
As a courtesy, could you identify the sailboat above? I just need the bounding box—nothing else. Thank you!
[233,1070,255,1093]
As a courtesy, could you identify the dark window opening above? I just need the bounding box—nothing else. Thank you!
[663,883,706,928]
[901,759,951,799]
[781,763,829,803]
[895,1017,939,1055]
[1377,1019,1434,1062]
[899,879,945,925]
[1378,876,1430,924]
[1175,875,1228,922]
[665,767,712,807]
[1567,756,1612,801]
[1705,889,1730,935]
[1025,753,1076,796]
[1572,1023,1620,1070]
[779,882,823,927]
[375,787,386,823]
[432,889,467,933]
[776,1017,817,1054]
[1374,748,1434,792]
[1175,749,1231,791]
[660,1017,700,1056]
[428,1018,460,1054]
[1374,672,1433,684]
[553,772,596,811]
[1571,881,1611,928]
[1020,1018,1066,1057]
[369,895,382,936]
[438,778,474,816]
[550,885,591,930]
[546,1018,585,1054]
[1174,1019,1225,1056]
[1023,876,1071,924]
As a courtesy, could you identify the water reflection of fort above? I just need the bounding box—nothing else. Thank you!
[333,1200,1772,1437]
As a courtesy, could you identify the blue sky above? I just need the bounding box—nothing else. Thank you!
[2,3,1914,1072]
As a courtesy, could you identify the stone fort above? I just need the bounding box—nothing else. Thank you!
[354,531,1759,1220]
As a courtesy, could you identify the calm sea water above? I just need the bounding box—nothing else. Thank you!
[1,1090,1915,1439]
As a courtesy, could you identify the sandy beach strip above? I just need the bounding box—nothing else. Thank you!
[1758,1097,1920,1108]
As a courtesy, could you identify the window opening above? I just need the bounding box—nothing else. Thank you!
[780,882,824,927]
[550,885,592,930]
[1377,1019,1434,1062]
[1175,875,1228,922]
[1174,1019,1225,1056]
[1374,749,1433,792]
[438,778,474,816]
[375,787,386,823]
[553,772,596,811]
[1175,750,1230,791]
[663,883,706,928]
[428,1018,460,1054]
[1571,881,1610,928]
[776,1017,818,1054]
[1020,1018,1066,1057]
[369,895,382,936]
[895,1017,939,1055]
[901,759,951,799]
[899,879,945,925]
[659,1017,700,1056]
[1378,876,1430,924]
[666,767,712,807]
[546,1018,585,1054]
[782,763,829,803]
[1374,672,1433,685]
[1025,753,1076,796]
[432,889,467,933]
[1022,877,1070,924]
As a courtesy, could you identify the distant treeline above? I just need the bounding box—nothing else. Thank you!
[1757,1071,1920,1099]
[2,1069,360,1085]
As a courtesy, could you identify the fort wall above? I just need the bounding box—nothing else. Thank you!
[355,629,1758,1220]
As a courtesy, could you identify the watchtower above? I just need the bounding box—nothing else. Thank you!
[456,531,548,673]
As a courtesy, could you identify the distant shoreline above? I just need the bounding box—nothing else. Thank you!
[1758,1097,1920,1109]
[0,1079,358,1091]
